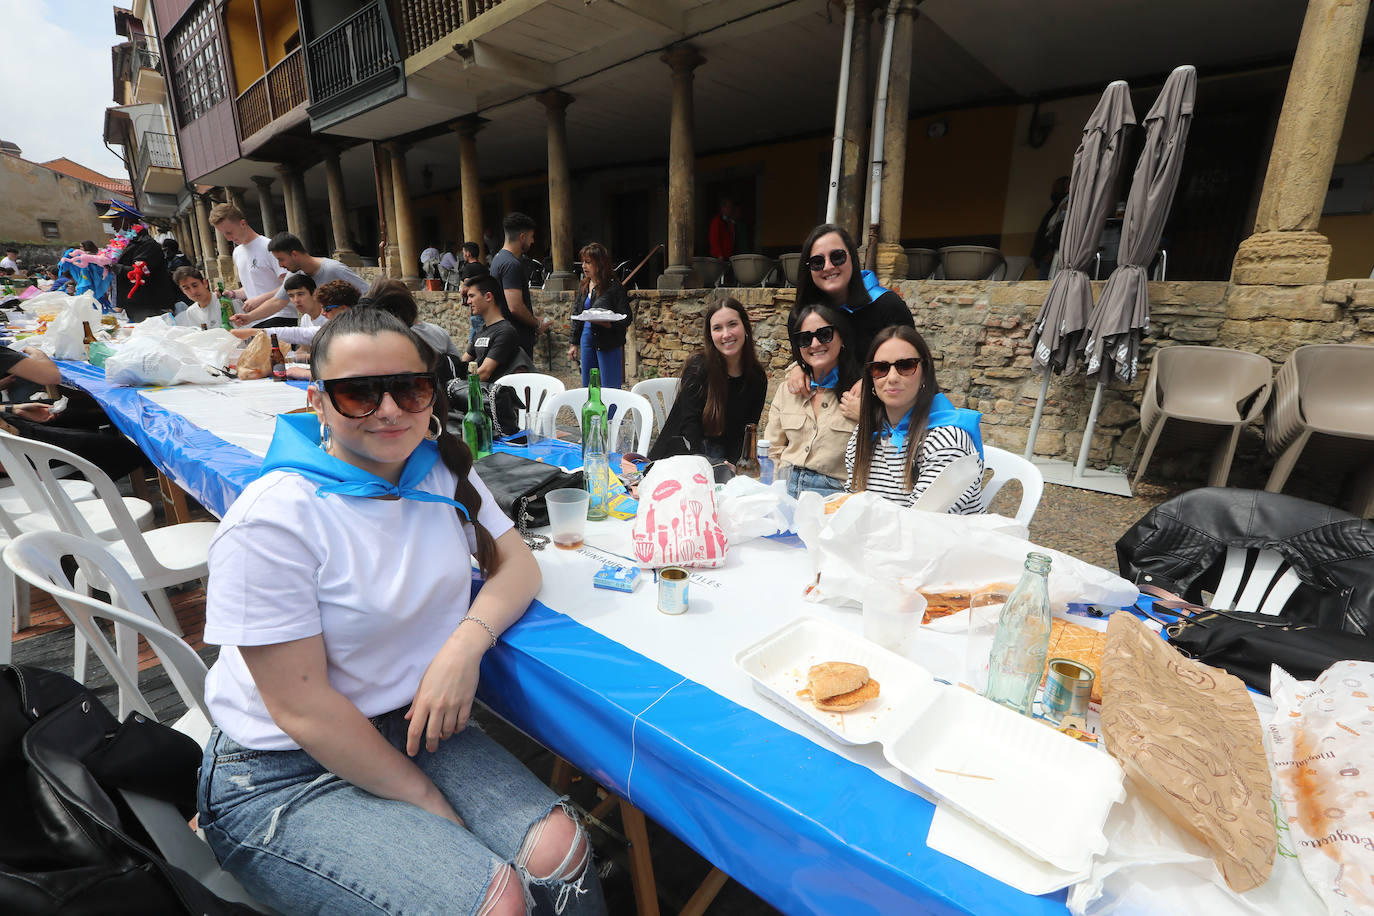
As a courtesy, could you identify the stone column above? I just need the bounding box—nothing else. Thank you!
[451,116,486,253]
[193,195,218,284]
[659,44,705,290]
[226,186,247,216]
[251,175,279,239]
[538,91,577,291]
[377,145,401,276]
[836,0,874,239]
[384,141,421,283]
[276,164,301,239]
[289,169,312,252]
[324,151,363,268]
[183,212,203,273]
[1231,0,1371,285]
[213,189,237,283]
[875,0,917,283]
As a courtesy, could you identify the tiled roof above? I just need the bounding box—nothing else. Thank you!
[38,158,133,195]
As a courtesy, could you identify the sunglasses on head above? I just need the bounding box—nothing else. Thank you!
[320,302,347,313]
[315,372,438,418]
[866,357,923,380]
[805,249,848,272]
[792,325,837,348]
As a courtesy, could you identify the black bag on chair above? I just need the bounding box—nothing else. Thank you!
[0,665,257,915]
[1165,611,1374,694]
[474,451,582,547]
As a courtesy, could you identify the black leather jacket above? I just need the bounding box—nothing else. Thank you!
[1117,487,1374,635]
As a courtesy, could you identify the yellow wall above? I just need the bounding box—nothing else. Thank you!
[223,0,301,95]
[1326,62,1374,280]
[901,106,1017,241]
[696,135,830,250]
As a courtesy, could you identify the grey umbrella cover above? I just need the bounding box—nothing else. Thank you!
[1031,81,1136,375]
[1083,65,1197,382]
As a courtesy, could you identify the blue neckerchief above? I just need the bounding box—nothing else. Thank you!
[872,393,985,459]
[880,408,913,452]
[810,366,839,391]
[259,412,470,519]
[839,270,890,315]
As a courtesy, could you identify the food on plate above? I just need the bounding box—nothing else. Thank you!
[806,661,881,712]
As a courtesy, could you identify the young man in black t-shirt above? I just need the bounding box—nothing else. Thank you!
[461,275,526,383]
[488,212,547,358]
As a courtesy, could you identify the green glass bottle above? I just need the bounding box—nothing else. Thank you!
[462,364,493,458]
[580,367,607,458]
[217,282,234,331]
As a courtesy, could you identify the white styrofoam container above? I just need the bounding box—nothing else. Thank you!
[735,616,1125,874]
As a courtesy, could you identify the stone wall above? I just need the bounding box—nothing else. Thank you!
[414,276,1374,485]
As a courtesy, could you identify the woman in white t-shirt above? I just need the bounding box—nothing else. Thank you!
[197,308,606,915]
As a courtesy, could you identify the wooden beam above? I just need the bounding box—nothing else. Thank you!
[461,39,555,88]
[607,0,685,34]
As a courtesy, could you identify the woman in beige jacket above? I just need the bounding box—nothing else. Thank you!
[764,302,860,497]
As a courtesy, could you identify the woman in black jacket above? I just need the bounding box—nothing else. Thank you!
[567,242,632,388]
[648,297,767,466]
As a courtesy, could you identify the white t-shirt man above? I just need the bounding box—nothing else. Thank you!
[203,463,513,750]
[233,234,292,325]
[0,255,18,272]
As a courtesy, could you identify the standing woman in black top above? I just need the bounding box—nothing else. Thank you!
[567,242,633,388]
[786,223,913,421]
[648,297,767,466]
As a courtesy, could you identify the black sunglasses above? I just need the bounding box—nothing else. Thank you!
[792,326,837,348]
[315,372,438,418]
[866,358,923,380]
[805,249,848,272]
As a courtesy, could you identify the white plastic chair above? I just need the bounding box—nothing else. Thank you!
[0,432,217,677]
[980,446,1045,527]
[630,378,679,434]
[1209,547,1302,617]
[538,388,654,455]
[492,372,566,431]
[3,530,269,910]
[0,432,153,539]
[0,504,28,665]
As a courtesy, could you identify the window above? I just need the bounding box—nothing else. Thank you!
[39,220,59,240]
[168,0,227,127]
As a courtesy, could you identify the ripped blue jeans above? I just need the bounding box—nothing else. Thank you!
[198,710,606,915]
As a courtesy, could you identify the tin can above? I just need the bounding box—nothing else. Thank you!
[657,566,689,615]
[1043,658,1094,723]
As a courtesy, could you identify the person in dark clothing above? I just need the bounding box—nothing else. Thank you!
[1030,176,1071,280]
[566,242,632,389]
[0,345,147,480]
[648,297,766,466]
[461,275,528,383]
[489,212,546,359]
[785,223,913,422]
[103,202,177,322]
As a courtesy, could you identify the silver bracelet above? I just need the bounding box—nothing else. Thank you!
[461,615,499,649]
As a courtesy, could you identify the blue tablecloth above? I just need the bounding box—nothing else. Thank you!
[60,362,1070,915]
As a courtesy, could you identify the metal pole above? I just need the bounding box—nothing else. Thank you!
[1024,370,1052,460]
[864,1,898,270]
[1073,379,1106,478]
[825,1,856,224]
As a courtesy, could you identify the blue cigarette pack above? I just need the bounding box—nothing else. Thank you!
[593,563,641,593]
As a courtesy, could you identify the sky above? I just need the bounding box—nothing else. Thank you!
[0,0,132,179]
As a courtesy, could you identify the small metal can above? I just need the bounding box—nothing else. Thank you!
[657,566,690,615]
[1043,658,1094,723]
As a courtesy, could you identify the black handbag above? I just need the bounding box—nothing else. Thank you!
[474,451,582,548]
[0,665,258,915]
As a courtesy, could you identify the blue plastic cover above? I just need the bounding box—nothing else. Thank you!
[65,364,1069,913]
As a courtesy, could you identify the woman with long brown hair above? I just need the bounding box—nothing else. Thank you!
[566,242,632,388]
[846,325,984,512]
[648,297,767,466]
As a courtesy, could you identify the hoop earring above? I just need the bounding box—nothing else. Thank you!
[426,414,442,440]
[320,423,332,451]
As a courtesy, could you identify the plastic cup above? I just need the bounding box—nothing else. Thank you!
[965,589,1009,694]
[862,584,928,654]
[545,488,589,550]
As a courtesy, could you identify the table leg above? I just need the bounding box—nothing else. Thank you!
[680,867,729,916]
[157,471,192,525]
[619,800,661,916]
[550,756,575,794]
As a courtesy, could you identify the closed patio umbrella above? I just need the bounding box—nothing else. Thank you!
[1074,64,1197,478]
[1023,81,1136,459]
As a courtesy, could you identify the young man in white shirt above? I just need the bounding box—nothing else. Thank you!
[252,233,368,328]
[172,265,225,327]
[0,248,18,273]
[209,203,294,328]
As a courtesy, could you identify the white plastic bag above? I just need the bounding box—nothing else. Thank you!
[630,455,727,568]
[715,476,796,542]
[34,292,102,360]
[103,334,222,386]
[794,490,1136,610]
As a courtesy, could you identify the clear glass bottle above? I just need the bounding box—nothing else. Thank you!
[735,423,761,479]
[463,364,493,458]
[756,437,775,485]
[580,367,607,459]
[984,552,1054,716]
[584,413,610,521]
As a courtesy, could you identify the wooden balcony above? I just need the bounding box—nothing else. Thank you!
[397,0,506,58]
[235,47,307,140]
[307,0,402,122]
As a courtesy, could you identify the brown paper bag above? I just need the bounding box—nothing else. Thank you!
[1099,612,1276,892]
[237,330,270,380]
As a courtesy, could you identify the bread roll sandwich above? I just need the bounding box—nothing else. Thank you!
[807,662,881,712]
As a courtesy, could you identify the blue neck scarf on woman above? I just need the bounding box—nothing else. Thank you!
[873,393,985,459]
[880,408,913,452]
[259,412,470,518]
[810,366,839,391]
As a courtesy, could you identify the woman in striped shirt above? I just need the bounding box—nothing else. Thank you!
[845,326,984,513]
